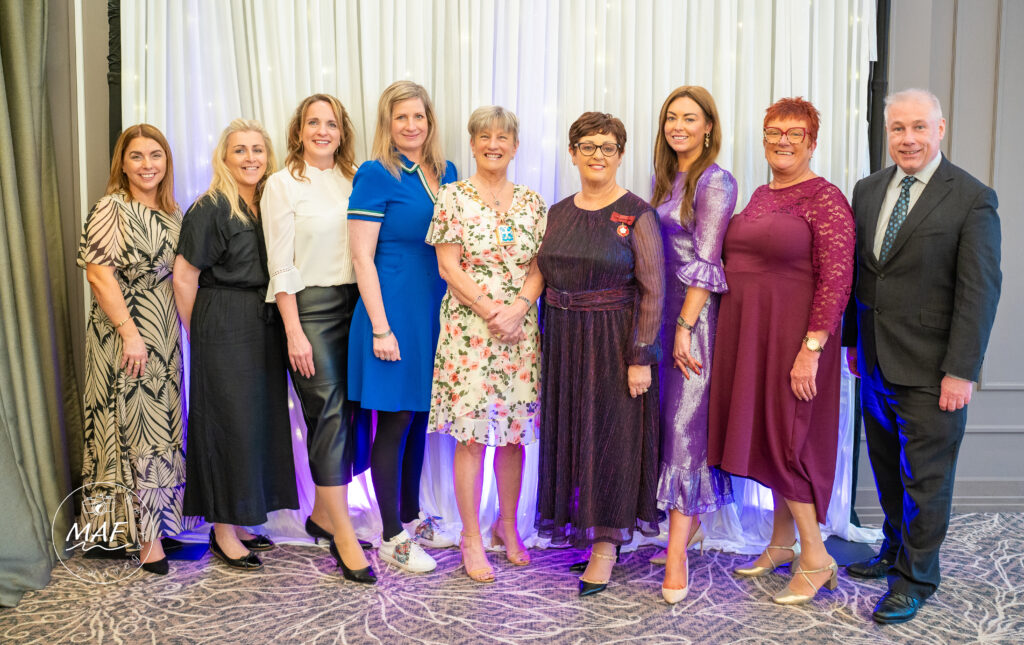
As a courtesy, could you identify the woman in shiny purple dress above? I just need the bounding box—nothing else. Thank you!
[650,87,738,604]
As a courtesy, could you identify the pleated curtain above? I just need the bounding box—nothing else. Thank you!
[120,0,879,551]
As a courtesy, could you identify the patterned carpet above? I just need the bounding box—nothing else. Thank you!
[2,513,1021,644]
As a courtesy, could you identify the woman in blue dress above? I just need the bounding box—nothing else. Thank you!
[348,80,457,573]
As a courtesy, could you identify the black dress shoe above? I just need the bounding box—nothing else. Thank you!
[846,554,894,579]
[239,534,275,552]
[872,591,922,624]
[578,579,607,597]
[569,545,621,572]
[305,517,374,550]
[141,558,169,575]
[329,540,377,584]
[209,531,263,571]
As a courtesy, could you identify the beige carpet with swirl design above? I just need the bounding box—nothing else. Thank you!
[1,513,1021,644]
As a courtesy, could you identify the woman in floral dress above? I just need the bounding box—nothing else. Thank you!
[426,106,546,582]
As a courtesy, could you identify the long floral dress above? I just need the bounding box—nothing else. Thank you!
[77,191,195,547]
[426,180,547,445]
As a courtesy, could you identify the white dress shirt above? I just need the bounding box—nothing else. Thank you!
[872,151,943,259]
[261,163,357,302]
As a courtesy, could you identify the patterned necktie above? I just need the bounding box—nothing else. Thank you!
[879,175,916,261]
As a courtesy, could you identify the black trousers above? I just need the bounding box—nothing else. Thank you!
[861,365,967,600]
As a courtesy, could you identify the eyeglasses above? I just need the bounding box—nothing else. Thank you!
[574,142,621,157]
[763,127,808,144]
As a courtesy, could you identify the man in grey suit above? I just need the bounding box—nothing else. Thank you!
[842,88,1001,624]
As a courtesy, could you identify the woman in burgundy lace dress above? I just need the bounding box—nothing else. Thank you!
[707,97,854,605]
[535,112,664,597]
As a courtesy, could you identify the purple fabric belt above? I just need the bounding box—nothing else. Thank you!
[544,286,637,311]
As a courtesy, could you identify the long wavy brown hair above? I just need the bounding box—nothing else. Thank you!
[285,93,357,181]
[106,124,178,213]
[651,86,722,226]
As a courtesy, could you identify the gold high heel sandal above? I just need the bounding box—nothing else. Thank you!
[650,522,705,565]
[490,516,530,566]
[771,557,838,605]
[460,531,495,583]
[734,542,801,578]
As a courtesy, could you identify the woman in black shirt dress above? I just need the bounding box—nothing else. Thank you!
[173,119,297,570]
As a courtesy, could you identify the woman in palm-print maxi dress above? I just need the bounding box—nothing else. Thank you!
[77,124,195,568]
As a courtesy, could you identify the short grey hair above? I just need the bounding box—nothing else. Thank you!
[884,88,943,125]
[467,105,519,142]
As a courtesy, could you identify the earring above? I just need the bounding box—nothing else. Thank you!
[704,132,711,148]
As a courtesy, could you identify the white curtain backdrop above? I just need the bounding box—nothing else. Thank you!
[121,0,880,553]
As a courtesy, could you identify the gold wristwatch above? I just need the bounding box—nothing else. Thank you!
[802,336,824,353]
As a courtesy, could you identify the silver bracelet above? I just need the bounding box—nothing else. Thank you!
[372,328,392,339]
[516,295,531,307]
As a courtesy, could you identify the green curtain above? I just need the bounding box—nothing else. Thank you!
[0,0,82,607]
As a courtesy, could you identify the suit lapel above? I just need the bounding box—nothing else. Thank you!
[881,157,953,264]
[859,167,894,270]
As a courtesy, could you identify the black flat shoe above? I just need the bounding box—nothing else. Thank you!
[872,591,922,624]
[846,554,894,579]
[239,534,275,552]
[569,545,621,572]
[305,517,374,550]
[210,531,263,571]
[141,558,169,575]
[329,540,377,584]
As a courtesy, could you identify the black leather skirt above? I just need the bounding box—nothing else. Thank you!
[292,284,370,486]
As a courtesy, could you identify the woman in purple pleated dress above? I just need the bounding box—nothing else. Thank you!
[708,97,855,605]
[535,112,664,598]
[650,87,737,604]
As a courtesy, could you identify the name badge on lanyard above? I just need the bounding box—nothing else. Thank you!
[495,224,517,246]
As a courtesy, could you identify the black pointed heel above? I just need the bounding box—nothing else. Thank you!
[577,550,617,597]
[141,557,169,575]
[329,540,377,584]
[305,517,373,550]
[578,579,608,596]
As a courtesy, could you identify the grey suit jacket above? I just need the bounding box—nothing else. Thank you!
[841,155,1001,386]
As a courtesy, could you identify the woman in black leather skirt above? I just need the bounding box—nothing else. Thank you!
[261,94,375,583]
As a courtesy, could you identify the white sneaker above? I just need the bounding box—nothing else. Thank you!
[379,530,437,573]
[402,513,456,549]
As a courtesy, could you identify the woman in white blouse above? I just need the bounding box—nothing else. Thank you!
[262,94,375,584]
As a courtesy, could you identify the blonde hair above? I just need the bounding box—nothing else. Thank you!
[106,124,178,213]
[652,86,722,226]
[285,93,357,182]
[203,119,278,222]
[467,105,519,143]
[370,80,446,179]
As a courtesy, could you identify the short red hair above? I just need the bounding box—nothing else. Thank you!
[763,97,821,143]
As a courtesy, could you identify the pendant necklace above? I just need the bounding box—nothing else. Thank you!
[476,177,507,208]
